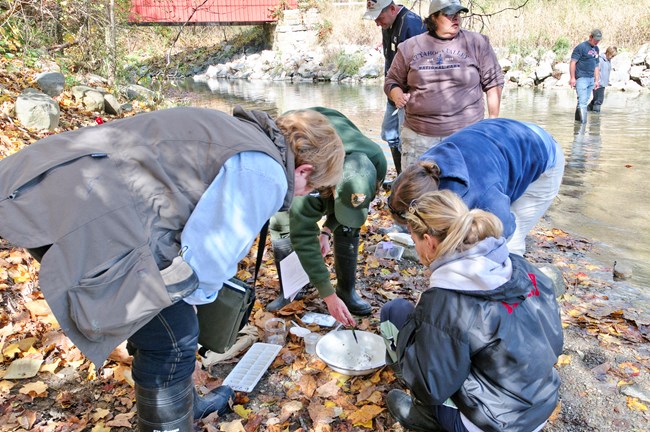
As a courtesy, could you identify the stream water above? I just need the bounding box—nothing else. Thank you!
[174,79,650,297]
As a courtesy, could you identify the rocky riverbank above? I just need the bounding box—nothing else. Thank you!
[193,41,650,94]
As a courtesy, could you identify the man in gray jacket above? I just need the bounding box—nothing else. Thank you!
[0,106,344,431]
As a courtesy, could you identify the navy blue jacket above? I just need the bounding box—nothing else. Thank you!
[383,6,426,74]
[419,118,559,239]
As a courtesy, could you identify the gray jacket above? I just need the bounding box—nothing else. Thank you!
[0,106,293,366]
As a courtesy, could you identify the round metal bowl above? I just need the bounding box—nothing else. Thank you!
[315,330,386,376]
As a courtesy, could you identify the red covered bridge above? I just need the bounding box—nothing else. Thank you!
[130,0,298,25]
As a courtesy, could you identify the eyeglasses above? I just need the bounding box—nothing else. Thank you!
[387,197,406,219]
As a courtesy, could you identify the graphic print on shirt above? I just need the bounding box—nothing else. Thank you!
[413,48,469,71]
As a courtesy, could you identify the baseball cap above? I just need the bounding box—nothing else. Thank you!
[428,0,469,16]
[363,0,393,20]
[334,153,378,228]
[590,29,603,40]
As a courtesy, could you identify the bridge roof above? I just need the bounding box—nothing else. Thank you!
[129,0,298,24]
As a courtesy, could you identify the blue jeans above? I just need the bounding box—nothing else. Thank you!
[575,77,595,110]
[381,100,403,150]
[380,299,469,432]
[128,300,198,388]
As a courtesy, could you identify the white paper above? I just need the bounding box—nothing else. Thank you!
[279,251,309,301]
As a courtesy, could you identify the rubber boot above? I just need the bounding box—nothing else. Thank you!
[390,146,402,175]
[136,376,194,432]
[193,385,234,420]
[266,237,295,311]
[333,234,372,316]
[386,389,444,432]
[574,107,582,122]
[580,107,588,124]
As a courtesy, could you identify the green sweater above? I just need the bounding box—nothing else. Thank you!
[289,107,387,298]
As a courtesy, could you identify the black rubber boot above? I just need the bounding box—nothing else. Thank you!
[193,385,234,420]
[574,107,582,122]
[386,389,444,432]
[267,237,295,311]
[334,234,372,316]
[390,146,402,175]
[580,107,588,124]
[136,376,194,432]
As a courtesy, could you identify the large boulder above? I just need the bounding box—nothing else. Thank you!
[71,85,105,112]
[35,72,65,97]
[15,88,60,131]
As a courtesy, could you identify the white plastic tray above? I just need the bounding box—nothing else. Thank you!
[222,342,282,392]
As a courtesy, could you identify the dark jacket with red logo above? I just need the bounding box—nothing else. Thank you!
[396,237,563,432]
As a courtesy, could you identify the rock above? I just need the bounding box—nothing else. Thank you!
[536,264,566,297]
[620,383,650,404]
[103,93,122,115]
[15,88,60,131]
[123,84,157,102]
[632,43,650,66]
[613,260,633,281]
[35,72,65,97]
[499,58,512,73]
[71,85,105,112]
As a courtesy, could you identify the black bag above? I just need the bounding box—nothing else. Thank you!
[196,278,255,354]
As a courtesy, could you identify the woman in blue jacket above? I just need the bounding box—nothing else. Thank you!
[381,190,563,431]
[387,118,564,255]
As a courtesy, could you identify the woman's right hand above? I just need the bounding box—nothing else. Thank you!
[390,88,411,109]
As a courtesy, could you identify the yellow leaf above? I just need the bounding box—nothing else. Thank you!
[91,423,111,432]
[40,360,61,374]
[347,404,384,427]
[219,419,246,432]
[19,381,48,397]
[556,354,571,366]
[92,408,111,422]
[0,380,16,392]
[233,404,252,418]
[626,397,648,411]
[8,264,32,282]
[2,343,20,359]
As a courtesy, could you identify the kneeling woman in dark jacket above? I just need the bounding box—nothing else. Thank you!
[381,190,563,432]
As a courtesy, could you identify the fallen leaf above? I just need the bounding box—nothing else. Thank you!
[233,404,252,418]
[626,397,648,411]
[4,358,43,379]
[556,354,571,366]
[347,404,384,427]
[91,424,112,432]
[316,378,340,398]
[19,381,48,397]
[106,411,136,427]
[220,419,246,432]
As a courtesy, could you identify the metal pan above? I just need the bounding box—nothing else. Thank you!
[315,329,386,376]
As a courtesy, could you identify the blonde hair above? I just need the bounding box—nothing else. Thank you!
[605,46,618,58]
[406,190,503,262]
[276,109,344,194]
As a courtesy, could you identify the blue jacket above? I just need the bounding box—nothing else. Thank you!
[382,6,426,74]
[397,239,563,431]
[419,118,559,239]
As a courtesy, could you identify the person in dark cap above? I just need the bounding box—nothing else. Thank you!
[363,0,425,175]
[266,107,387,326]
[570,29,602,123]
